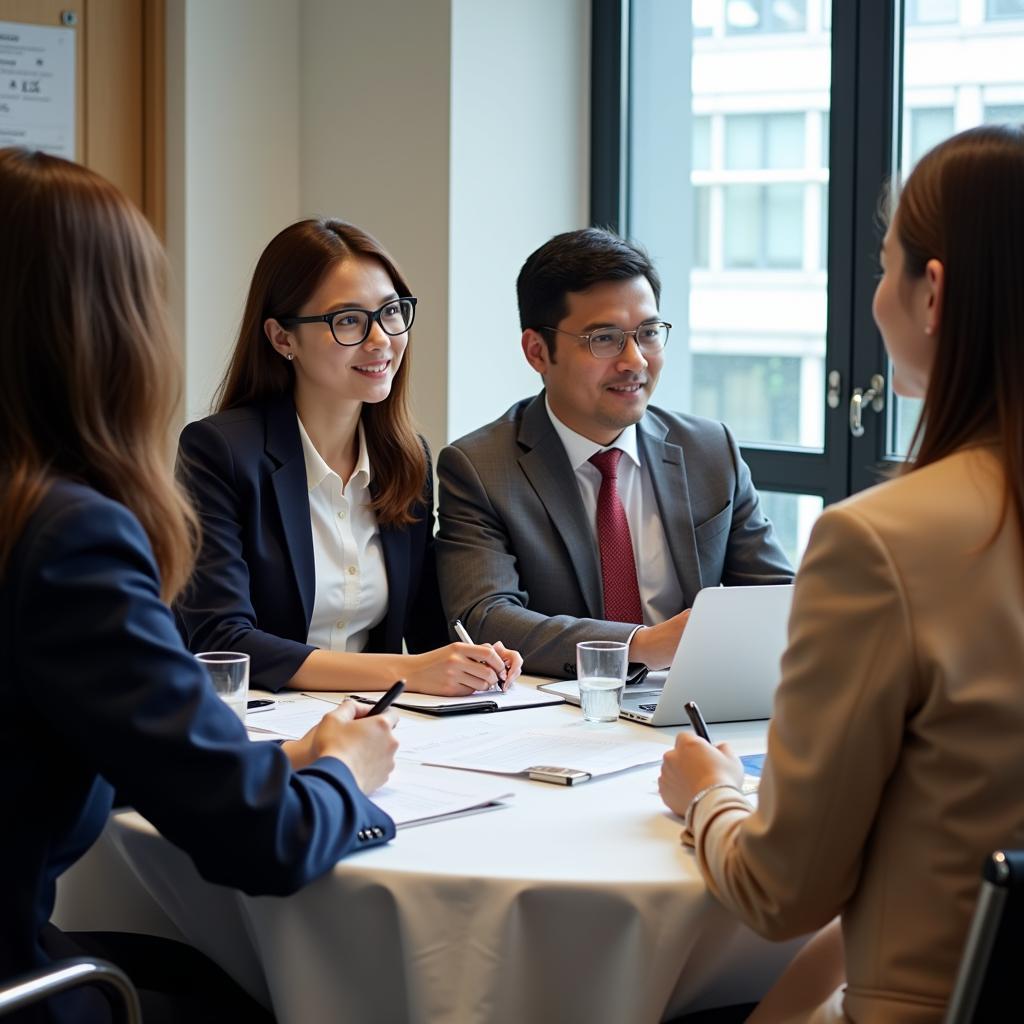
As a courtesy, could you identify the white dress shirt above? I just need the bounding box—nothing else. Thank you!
[297,416,388,652]
[545,397,683,625]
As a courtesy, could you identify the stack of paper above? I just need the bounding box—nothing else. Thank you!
[370,763,514,828]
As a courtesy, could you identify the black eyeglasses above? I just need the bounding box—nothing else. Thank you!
[540,320,671,360]
[278,297,417,347]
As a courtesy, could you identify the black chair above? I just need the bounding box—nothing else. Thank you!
[945,849,1024,1023]
[0,957,141,1023]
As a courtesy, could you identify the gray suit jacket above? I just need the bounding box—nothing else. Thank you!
[436,393,793,676]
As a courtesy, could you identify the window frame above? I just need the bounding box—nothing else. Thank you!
[590,0,902,507]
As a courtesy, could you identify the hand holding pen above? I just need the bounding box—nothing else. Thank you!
[657,700,745,821]
[452,619,519,692]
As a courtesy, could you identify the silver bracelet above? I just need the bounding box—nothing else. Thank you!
[683,782,744,833]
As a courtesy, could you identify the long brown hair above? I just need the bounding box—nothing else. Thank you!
[0,148,197,600]
[216,219,426,526]
[895,125,1024,537]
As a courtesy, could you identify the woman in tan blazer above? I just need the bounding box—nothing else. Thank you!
[658,124,1024,1023]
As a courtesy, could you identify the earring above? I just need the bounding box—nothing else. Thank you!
[286,353,294,361]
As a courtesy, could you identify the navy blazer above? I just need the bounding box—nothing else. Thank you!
[0,480,394,1023]
[175,394,448,692]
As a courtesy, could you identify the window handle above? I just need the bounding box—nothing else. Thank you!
[849,373,885,438]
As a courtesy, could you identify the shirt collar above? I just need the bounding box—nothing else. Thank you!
[296,414,372,492]
[544,394,640,471]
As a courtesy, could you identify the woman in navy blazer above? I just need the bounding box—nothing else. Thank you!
[0,149,398,1023]
[176,219,522,695]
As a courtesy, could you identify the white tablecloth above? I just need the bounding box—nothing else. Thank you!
[55,695,804,1024]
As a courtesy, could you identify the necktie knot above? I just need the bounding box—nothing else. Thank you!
[589,448,624,480]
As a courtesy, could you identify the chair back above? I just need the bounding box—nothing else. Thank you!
[0,957,141,1023]
[945,849,1024,1023]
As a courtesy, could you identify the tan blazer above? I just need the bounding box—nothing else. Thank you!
[689,446,1024,1023]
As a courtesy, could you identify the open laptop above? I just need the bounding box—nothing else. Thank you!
[540,584,794,726]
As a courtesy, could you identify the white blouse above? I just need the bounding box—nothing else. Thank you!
[297,416,388,652]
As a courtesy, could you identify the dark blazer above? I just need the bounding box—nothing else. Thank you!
[0,480,393,1023]
[175,394,447,692]
[437,394,794,677]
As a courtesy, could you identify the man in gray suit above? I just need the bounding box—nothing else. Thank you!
[436,228,792,678]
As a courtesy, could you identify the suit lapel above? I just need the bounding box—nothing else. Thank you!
[377,514,410,651]
[265,396,316,629]
[518,395,604,617]
[638,416,704,607]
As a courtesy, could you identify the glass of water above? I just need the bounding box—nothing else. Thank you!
[576,641,629,723]
[196,651,250,720]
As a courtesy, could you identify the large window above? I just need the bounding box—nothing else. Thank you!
[892,2,1024,457]
[594,0,1024,559]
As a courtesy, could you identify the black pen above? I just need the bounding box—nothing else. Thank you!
[367,680,405,716]
[684,700,712,742]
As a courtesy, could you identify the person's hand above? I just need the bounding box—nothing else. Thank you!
[491,641,523,689]
[658,732,744,818]
[284,700,398,793]
[406,642,514,695]
[628,608,691,668]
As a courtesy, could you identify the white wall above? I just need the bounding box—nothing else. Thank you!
[169,0,590,451]
[300,0,453,454]
[166,0,302,424]
[448,0,590,442]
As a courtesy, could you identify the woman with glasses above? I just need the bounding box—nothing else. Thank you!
[0,150,399,1023]
[176,219,522,695]
[659,125,1024,1023]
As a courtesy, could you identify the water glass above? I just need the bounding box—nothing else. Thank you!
[576,641,629,723]
[196,651,250,720]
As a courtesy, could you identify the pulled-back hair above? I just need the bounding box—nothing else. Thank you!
[216,218,426,526]
[516,227,662,358]
[894,125,1024,537]
[0,148,197,600]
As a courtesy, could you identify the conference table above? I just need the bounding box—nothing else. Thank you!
[54,684,805,1024]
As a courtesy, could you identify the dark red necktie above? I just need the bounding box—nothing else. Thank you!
[589,449,644,624]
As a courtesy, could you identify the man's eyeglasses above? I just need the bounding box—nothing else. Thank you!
[278,297,417,347]
[540,321,671,360]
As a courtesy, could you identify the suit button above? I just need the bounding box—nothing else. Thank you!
[563,662,576,677]
[357,830,367,841]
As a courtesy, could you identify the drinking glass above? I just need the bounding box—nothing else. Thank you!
[196,651,250,720]
[576,641,629,723]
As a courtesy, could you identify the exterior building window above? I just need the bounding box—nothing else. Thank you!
[694,188,711,269]
[909,0,958,24]
[909,107,954,165]
[725,0,807,34]
[985,103,1024,124]
[725,113,805,169]
[987,0,1024,19]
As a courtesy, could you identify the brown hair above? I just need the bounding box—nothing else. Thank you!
[0,148,197,600]
[216,219,426,526]
[894,125,1024,538]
